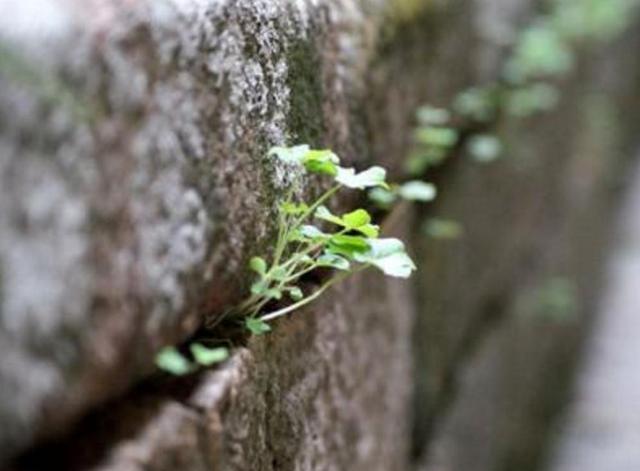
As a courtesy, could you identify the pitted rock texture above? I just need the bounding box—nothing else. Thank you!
[0,0,382,460]
[10,265,414,471]
[3,0,640,470]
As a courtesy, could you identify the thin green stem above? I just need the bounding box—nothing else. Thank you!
[282,264,317,283]
[258,280,334,322]
[258,264,369,322]
[292,184,341,228]
[271,188,295,269]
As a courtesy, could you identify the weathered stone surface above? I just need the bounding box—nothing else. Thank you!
[2,0,640,470]
[11,260,414,470]
[0,0,397,460]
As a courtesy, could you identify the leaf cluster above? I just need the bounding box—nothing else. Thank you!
[234,145,417,334]
[155,344,229,376]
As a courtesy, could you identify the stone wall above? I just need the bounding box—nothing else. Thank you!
[1,0,640,470]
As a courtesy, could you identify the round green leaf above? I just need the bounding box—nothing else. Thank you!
[249,256,267,276]
[369,187,397,208]
[467,135,502,162]
[416,105,450,125]
[246,318,272,335]
[317,253,351,270]
[287,286,304,301]
[398,181,437,202]
[342,209,371,228]
[155,347,193,376]
[354,238,416,278]
[335,166,389,189]
[190,343,229,366]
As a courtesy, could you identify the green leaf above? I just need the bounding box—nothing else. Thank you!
[299,225,328,240]
[249,256,267,276]
[362,237,406,257]
[335,166,389,189]
[416,105,450,125]
[414,127,459,148]
[505,24,574,82]
[327,234,370,258]
[246,317,272,335]
[422,219,463,239]
[453,86,497,122]
[405,148,448,176]
[265,288,283,300]
[398,181,437,202]
[251,280,268,295]
[368,187,397,208]
[504,83,559,118]
[190,343,229,366]
[305,159,338,176]
[302,149,340,176]
[317,253,351,270]
[268,145,310,165]
[354,238,416,278]
[155,347,193,376]
[316,206,377,236]
[315,205,344,226]
[342,209,371,228]
[371,251,416,278]
[287,286,304,301]
[299,254,313,264]
[466,135,502,162]
[270,267,288,280]
[357,224,380,238]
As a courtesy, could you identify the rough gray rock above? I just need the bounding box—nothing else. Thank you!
[0,0,374,460]
[2,0,640,470]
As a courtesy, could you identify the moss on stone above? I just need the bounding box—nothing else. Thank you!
[285,37,324,147]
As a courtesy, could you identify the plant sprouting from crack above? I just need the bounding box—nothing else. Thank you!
[230,145,417,335]
[154,145,417,374]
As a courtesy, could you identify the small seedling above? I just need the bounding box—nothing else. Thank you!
[228,145,417,332]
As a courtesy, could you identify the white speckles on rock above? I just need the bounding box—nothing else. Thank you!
[0,0,407,464]
[0,0,353,462]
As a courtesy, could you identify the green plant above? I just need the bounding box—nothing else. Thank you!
[155,343,230,375]
[155,145,417,374]
[406,105,460,175]
[369,180,437,209]
[551,0,634,42]
[504,22,575,83]
[231,145,417,334]
[452,86,499,122]
[503,82,559,118]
